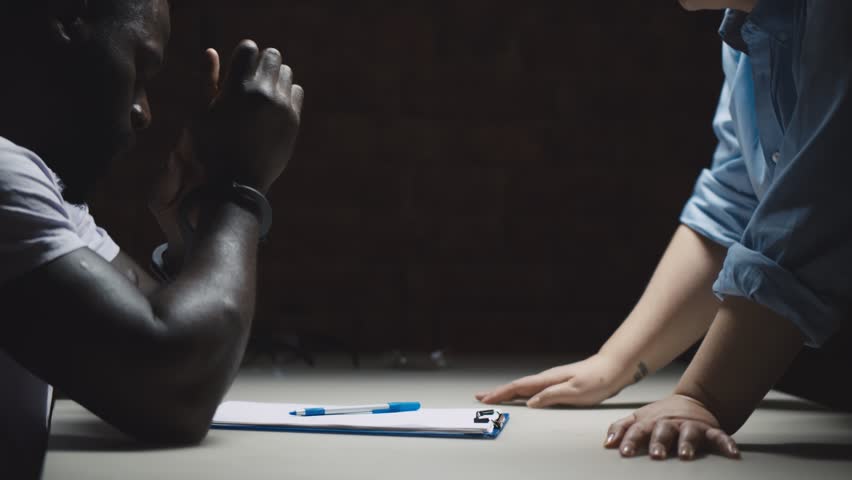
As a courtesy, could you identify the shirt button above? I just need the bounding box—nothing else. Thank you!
[772,152,781,163]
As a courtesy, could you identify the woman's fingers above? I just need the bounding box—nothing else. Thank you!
[706,428,741,459]
[477,380,529,404]
[606,419,740,461]
[478,373,562,405]
[620,421,653,457]
[530,379,596,408]
[677,421,707,460]
[649,421,679,460]
[605,414,636,450]
[603,396,738,461]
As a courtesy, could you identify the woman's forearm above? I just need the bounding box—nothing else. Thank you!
[675,296,804,433]
[599,225,726,380]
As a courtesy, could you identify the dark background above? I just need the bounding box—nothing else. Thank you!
[91,1,724,354]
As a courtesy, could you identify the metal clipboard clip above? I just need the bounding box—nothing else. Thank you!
[473,409,506,430]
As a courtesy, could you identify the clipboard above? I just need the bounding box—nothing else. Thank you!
[211,401,510,440]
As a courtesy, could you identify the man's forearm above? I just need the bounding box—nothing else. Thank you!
[156,201,258,354]
[675,296,804,433]
[116,199,261,441]
[2,198,263,444]
[599,225,726,379]
[156,199,260,323]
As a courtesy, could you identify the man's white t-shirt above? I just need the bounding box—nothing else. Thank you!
[0,136,119,477]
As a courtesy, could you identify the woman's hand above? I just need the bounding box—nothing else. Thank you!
[605,394,740,460]
[475,354,637,408]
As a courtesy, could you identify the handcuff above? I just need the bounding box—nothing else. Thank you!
[151,182,272,283]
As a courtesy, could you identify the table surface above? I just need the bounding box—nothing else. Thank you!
[45,356,852,480]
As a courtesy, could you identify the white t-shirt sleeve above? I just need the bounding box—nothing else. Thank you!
[0,138,119,286]
[65,202,120,262]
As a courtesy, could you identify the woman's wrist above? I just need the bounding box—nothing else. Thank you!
[598,322,663,387]
[593,350,648,390]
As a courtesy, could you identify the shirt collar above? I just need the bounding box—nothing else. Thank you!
[719,9,751,54]
[719,1,795,54]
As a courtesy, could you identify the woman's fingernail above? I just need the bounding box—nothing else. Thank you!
[605,433,616,445]
[621,445,635,457]
[651,446,665,459]
[680,446,694,460]
[528,397,541,407]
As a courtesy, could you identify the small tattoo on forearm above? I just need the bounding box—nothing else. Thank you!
[633,361,649,384]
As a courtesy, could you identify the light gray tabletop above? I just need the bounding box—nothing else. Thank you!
[44,356,852,480]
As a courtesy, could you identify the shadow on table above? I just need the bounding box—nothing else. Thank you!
[739,442,852,461]
[48,418,222,453]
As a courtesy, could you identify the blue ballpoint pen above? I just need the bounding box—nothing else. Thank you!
[289,402,421,417]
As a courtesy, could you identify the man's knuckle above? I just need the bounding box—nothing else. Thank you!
[263,48,282,59]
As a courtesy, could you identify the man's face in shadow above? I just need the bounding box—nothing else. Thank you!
[36,0,171,204]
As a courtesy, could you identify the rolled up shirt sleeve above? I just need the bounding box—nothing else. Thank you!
[713,3,852,347]
[681,46,759,248]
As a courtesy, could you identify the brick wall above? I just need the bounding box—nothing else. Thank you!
[91,1,725,353]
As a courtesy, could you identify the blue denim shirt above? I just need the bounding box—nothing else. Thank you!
[680,1,852,347]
